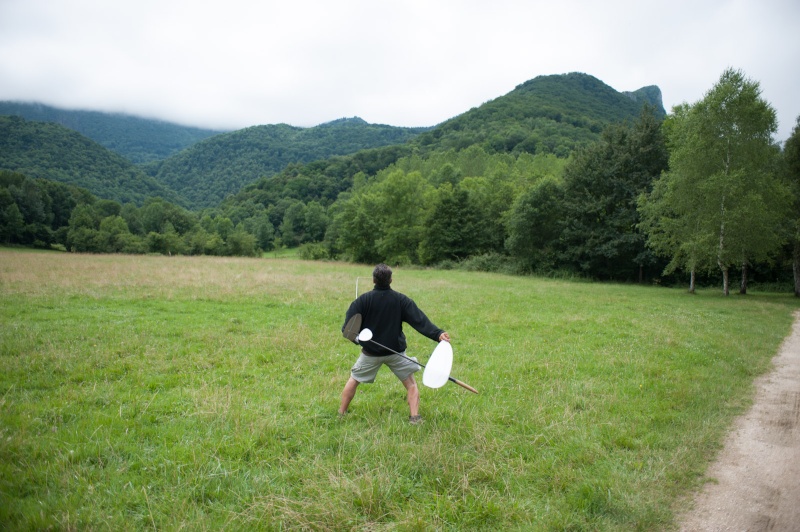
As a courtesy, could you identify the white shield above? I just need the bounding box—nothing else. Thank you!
[422,341,453,389]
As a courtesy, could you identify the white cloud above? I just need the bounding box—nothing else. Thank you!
[0,0,798,140]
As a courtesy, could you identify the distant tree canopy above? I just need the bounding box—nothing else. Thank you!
[0,100,223,164]
[144,118,429,209]
[0,170,265,257]
[559,105,669,280]
[414,73,665,157]
[0,113,427,211]
[0,116,183,206]
[326,147,567,267]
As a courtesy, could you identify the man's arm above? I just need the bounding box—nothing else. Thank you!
[402,297,446,342]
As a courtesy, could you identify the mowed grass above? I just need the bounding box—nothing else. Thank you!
[1,249,798,530]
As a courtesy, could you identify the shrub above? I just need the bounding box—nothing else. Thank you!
[297,243,329,261]
[458,252,519,274]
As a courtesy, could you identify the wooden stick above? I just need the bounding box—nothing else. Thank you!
[449,377,479,394]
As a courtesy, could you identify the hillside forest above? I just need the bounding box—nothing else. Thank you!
[1,70,799,294]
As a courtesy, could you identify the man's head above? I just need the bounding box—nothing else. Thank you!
[373,263,392,288]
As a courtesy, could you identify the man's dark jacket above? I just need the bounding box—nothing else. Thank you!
[343,285,443,356]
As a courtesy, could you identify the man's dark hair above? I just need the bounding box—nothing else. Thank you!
[373,263,392,287]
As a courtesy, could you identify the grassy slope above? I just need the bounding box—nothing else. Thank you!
[1,250,798,530]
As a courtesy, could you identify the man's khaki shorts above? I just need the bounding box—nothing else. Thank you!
[350,351,421,383]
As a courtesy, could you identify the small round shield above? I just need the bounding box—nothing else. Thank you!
[357,328,373,342]
[422,341,453,389]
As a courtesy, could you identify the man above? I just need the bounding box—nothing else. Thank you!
[339,264,450,425]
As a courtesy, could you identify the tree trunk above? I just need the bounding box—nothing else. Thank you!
[718,194,728,296]
[721,265,730,296]
[794,241,800,297]
[689,269,696,294]
[740,261,748,295]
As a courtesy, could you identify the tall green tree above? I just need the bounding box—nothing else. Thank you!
[784,116,800,296]
[147,221,186,255]
[242,211,275,252]
[139,198,196,235]
[1,201,25,244]
[559,106,668,280]
[332,190,383,264]
[279,201,307,247]
[39,179,79,231]
[66,204,101,252]
[97,215,132,252]
[459,175,514,254]
[331,170,433,265]
[372,171,433,264]
[419,184,482,264]
[304,201,328,243]
[639,69,788,294]
[226,223,258,257]
[505,175,565,272]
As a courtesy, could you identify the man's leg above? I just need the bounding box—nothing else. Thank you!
[339,377,360,415]
[401,375,420,418]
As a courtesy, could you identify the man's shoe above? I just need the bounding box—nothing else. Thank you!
[409,415,424,425]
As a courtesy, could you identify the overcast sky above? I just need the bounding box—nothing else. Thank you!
[1,0,798,141]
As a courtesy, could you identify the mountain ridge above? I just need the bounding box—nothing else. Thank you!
[143,119,429,208]
[0,101,225,164]
[0,72,664,209]
[413,72,665,156]
[0,115,183,205]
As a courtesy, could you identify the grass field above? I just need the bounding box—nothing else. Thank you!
[1,249,798,530]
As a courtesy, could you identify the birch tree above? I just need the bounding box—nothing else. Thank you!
[784,116,800,296]
[639,69,787,295]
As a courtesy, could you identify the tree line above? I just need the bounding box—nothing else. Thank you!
[0,171,272,257]
[2,68,798,294]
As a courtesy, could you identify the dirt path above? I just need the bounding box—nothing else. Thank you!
[676,311,800,531]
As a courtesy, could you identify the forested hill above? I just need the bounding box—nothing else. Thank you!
[0,116,183,206]
[224,73,665,213]
[0,73,663,212]
[0,101,223,164]
[414,73,665,156]
[145,117,429,209]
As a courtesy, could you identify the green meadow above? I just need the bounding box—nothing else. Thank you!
[1,249,798,530]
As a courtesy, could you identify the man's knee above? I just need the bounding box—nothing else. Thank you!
[401,375,417,390]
